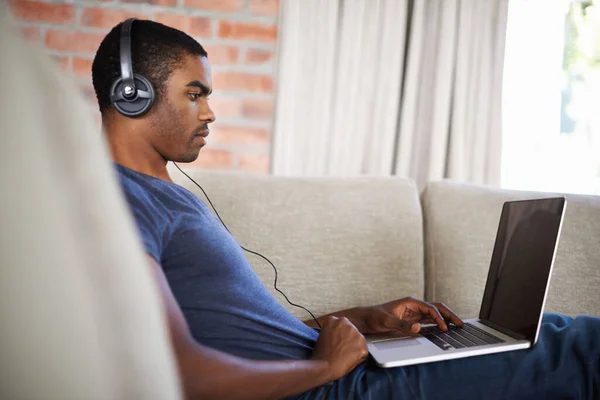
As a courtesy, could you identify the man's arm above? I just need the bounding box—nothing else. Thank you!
[146,255,368,400]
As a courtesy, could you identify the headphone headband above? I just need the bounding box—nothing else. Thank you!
[119,18,136,98]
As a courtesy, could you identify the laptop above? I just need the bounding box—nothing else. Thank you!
[367,197,567,368]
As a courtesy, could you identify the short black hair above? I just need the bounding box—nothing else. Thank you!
[92,19,207,114]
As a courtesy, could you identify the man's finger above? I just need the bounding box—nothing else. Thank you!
[321,315,338,327]
[417,302,447,331]
[433,302,464,327]
[382,312,420,333]
[418,317,436,325]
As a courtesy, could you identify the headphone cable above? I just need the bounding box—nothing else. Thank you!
[172,162,322,330]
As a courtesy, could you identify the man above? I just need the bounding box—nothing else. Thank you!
[92,20,599,399]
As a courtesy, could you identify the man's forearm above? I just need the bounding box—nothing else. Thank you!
[180,342,332,400]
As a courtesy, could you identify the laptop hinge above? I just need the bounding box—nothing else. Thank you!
[478,319,528,341]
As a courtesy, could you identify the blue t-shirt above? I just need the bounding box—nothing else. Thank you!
[116,164,318,361]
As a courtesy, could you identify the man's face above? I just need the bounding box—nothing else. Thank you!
[150,54,215,163]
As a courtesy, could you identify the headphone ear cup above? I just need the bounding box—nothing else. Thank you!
[110,73,155,117]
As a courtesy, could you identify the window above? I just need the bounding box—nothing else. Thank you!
[502,0,600,195]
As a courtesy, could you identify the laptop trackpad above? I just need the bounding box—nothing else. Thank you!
[372,338,421,351]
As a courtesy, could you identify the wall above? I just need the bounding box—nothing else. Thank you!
[8,0,279,173]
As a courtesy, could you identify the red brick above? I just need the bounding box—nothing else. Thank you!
[45,30,105,53]
[122,0,177,6]
[80,7,147,29]
[154,13,191,31]
[211,125,269,146]
[249,0,279,16]
[219,20,277,42]
[213,71,274,93]
[242,99,273,120]
[10,1,76,25]
[185,0,245,13]
[239,152,270,173]
[209,97,243,118]
[245,48,274,65]
[53,55,70,72]
[189,16,212,37]
[19,26,40,42]
[73,57,94,79]
[204,44,239,65]
[190,148,235,169]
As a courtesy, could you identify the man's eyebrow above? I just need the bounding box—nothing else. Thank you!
[185,80,212,95]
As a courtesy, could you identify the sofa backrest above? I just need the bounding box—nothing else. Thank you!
[172,167,425,319]
[422,180,600,318]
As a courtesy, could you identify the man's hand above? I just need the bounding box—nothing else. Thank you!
[362,297,464,334]
[306,297,463,335]
[311,316,368,380]
[353,297,464,334]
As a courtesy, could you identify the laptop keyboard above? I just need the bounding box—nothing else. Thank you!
[421,323,504,351]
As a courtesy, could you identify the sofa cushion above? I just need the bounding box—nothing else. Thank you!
[171,167,425,319]
[422,180,600,318]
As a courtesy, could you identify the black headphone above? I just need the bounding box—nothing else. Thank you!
[110,18,155,117]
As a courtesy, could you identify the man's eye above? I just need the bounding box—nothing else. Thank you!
[189,93,201,101]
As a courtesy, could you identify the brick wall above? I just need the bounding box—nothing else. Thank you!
[8,0,279,173]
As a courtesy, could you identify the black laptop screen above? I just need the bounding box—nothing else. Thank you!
[479,198,565,342]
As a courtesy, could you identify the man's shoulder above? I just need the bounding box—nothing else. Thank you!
[115,164,172,216]
[114,166,175,261]
[115,163,204,224]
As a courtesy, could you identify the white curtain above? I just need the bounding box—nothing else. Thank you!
[272,0,509,188]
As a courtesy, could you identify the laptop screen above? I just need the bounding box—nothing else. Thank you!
[479,198,566,342]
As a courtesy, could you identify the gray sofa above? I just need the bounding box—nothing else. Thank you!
[172,168,600,320]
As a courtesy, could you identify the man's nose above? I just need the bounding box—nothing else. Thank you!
[200,104,216,124]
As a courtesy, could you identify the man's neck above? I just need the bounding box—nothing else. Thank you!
[115,155,172,182]
[103,121,173,182]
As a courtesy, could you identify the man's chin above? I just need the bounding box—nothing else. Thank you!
[174,149,202,164]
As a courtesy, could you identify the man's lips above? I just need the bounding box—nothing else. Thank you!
[194,129,209,146]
